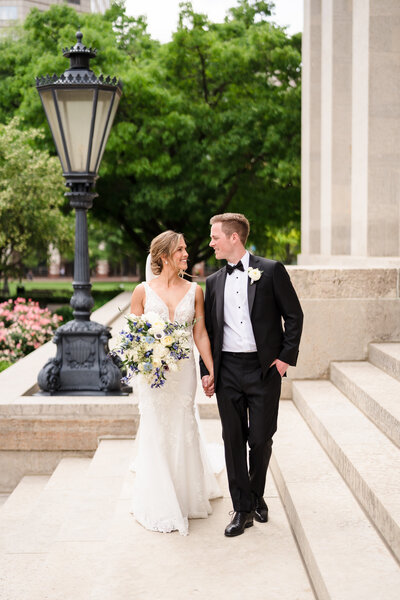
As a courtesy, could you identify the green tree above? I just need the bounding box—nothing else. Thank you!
[0,118,73,292]
[0,1,301,267]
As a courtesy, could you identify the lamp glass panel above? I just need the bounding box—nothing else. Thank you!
[94,89,121,173]
[55,88,94,172]
[39,89,68,172]
[89,89,114,173]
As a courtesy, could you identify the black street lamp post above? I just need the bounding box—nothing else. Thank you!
[36,31,126,395]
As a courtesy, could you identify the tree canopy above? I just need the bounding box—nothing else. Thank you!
[0,119,73,290]
[0,1,301,267]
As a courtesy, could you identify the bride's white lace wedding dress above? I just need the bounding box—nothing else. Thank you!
[130,281,222,535]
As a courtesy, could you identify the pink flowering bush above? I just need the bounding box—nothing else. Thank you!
[0,298,62,364]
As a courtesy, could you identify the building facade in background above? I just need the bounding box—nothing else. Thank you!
[0,0,110,29]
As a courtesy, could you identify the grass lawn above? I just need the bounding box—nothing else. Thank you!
[5,280,203,296]
[5,280,138,297]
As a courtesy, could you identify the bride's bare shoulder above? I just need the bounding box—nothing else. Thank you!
[194,282,204,299]
[130,283,146,314]
[132,282,145,296]
[130,283,145,305]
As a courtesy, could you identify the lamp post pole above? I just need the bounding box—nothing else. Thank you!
[68,185,96,322]
[36,32,127,395]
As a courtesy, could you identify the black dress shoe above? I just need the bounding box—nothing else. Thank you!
[254,497,269,523]
[224,511,254,537]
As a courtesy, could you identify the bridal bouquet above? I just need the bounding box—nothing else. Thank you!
[112,311,191,388]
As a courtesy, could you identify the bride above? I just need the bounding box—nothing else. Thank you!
[129,230,222,535]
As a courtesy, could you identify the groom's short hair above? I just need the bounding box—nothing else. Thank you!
[210,213,250,246]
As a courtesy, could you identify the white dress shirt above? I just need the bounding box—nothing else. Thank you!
[222,251,257,352]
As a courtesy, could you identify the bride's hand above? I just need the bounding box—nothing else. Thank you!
[202,373,214,397]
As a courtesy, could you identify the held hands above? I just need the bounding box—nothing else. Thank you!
[201,374,215,398]
[270,358,289,377]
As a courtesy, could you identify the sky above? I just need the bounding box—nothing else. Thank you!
[124,0,303,42]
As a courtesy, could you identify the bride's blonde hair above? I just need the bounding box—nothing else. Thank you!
[150,230,185,276]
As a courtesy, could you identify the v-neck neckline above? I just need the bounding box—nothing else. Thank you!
[146,282,193,322]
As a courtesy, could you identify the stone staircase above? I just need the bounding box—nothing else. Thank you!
[1,343,399,599]
[0,425,314,600]
[271,342,400,600]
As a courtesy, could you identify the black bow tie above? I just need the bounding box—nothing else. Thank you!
[226,260,244,275]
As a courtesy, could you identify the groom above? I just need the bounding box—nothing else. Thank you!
[200,213,303,537]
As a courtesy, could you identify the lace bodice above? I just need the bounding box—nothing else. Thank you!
[142,281,197,325]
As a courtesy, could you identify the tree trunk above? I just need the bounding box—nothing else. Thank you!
[2,274,10,296]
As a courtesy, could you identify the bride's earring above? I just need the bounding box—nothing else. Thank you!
[165,261,168,265]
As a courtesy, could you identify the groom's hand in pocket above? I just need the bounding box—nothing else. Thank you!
[269,359,289,377]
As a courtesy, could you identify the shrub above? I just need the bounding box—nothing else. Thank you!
[0,298,62,364]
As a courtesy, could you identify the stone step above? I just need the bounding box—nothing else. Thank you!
[369,342,400,383]
[0,475,49,515]
[271,401,400,600]
[0,457,91,600]
[292,380,400,562]
[330,360,400,448]
[26,439,135,600]
[88,419,314,600]
[0,475,50,546]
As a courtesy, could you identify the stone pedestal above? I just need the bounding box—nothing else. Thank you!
[287,266,400,380]
[37,320,124,395]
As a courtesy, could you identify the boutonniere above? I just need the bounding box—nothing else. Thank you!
[248,267,263,285]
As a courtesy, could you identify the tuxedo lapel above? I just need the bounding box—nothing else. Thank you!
[247,254,258,315]
[215,266,227,328]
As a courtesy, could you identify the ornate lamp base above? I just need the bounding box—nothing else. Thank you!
[37,319,130,396]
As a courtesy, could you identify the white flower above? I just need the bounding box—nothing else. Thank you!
[148,322,165,337]
[126,348,138,361]
[160,335,173,347]
[153,344,168,359]
[248,267,263,285]
[143,311,162,325]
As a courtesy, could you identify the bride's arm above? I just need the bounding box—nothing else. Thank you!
[130,283,145,315]
[193,285,214,380]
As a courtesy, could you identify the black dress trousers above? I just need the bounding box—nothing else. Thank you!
[216,351,282,513]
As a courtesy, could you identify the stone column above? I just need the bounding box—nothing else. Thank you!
[362,0,400,258]
[330,0,352,255]
[351,0,400,259]
[300,0,352,262]
[351,0,369,257]
[300,0,400,265]
[301,0,322,255]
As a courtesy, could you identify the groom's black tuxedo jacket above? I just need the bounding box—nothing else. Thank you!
[200,254,303,385]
